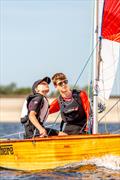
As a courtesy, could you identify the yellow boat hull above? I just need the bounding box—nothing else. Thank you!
[0,134,120,171]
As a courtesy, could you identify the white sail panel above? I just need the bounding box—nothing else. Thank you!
[98,39,120,100]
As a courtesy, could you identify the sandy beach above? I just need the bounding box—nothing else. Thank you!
[0,97,120,123]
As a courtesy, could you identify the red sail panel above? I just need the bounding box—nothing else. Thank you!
[101,0,120,43]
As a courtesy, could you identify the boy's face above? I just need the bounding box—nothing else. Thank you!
[35,81,49,95]
[55,79,70,93]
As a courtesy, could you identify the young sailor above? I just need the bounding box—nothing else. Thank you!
[49,73,91,135]
[21,77,58,139]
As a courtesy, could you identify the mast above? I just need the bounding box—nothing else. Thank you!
[93,0,99,134]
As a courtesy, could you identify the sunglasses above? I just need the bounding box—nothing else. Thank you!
[56,79,68,87]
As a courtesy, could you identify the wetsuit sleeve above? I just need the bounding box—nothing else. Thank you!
[49,98,60,114]
[80,91,90,120]
[28,96,42,113]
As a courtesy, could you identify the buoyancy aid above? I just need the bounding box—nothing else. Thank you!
[58,89,87,126]
[20,93,44,124]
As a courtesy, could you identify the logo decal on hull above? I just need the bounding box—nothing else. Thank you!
[0,145,14,155]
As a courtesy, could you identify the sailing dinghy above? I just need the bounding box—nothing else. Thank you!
[0,0,120,171]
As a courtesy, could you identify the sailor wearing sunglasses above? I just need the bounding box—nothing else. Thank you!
[49,73,91,136]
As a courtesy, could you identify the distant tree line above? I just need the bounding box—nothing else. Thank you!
[0,83,31,96]
[0,83,89,97]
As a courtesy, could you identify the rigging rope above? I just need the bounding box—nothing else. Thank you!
[98,98,120,123]
[112,129,120,134]
[0,131,24,139]
[0,124,55,139]
[73,41,99,88]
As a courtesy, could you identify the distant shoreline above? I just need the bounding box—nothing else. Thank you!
[0,97,61,123]
[0,95,27,98]
[0,95,120,98]
[0,97,120,123]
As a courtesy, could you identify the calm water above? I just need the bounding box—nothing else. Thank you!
[0,122,120,180]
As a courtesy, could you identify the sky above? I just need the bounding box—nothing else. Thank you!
[0,0,94,88]
[0,0,119,94]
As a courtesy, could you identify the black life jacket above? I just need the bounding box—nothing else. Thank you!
[20,93,44,124]
[58,89,86,126]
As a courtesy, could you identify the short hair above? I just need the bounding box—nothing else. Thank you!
[52,73,67,86]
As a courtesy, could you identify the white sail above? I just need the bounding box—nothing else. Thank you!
[98,39,119,101]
